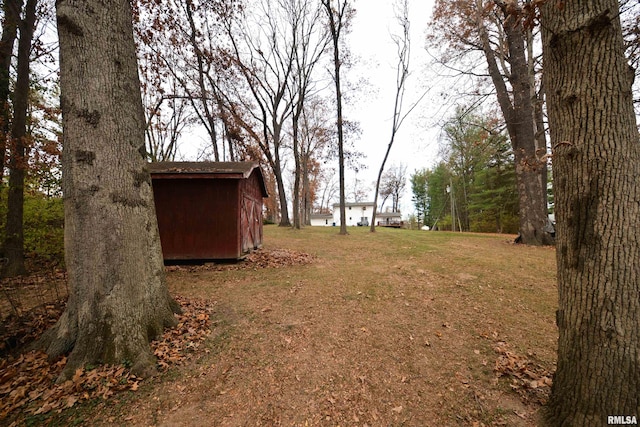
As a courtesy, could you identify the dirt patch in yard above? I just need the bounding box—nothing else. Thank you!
[2,227,558,426]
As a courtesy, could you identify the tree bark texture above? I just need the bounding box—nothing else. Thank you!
[38,0,178,379]
[478,1,553,245]
[503,11,551,246]
[3,0,36,277]
[541,1,640,424]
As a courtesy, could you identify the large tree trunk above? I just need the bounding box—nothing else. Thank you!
[541,1,640,424]
[506,12,550,245]
[272,124,291,227]
[3,0,36,277]
[36,0,178,380]
[478,0,553,245]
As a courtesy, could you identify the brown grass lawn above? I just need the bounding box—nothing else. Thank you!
[76,226,558,426]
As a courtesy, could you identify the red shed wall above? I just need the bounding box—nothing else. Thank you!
[152,178,241,260]
[239,170,265,252]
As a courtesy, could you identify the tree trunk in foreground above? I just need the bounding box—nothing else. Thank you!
[541,1,640,424]
[37,0,178,380]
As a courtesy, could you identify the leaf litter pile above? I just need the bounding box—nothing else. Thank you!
[166,248,315,272]
[0,248,314,424]
[493,342,553,405]
[0,294,214,424]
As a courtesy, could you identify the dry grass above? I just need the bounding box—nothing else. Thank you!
[69,226,558,426]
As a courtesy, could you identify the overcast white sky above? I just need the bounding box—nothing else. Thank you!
[345,0,444,213]
[178,0,447,216]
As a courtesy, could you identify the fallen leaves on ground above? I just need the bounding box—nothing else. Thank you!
[0,248,304,422]
[244,248,314,268]
[0,269,67,312]
[0,295,214,424]
[0,353,141,422]
[153,295,216,369]
[1,269,68,356]
[165,248,314,273]
[0,300,65,357]
[493,342,553,405]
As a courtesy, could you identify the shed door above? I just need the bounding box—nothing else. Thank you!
[241,194,262,253]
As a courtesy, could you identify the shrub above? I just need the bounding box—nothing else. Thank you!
[0,189,65,268]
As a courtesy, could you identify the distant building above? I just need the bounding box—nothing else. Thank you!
[376,211,403,227]
[310,213,334,227]
[310,202,402,227]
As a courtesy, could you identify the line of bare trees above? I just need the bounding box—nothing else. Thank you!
[134,0,355,229]
[1,0,638,422]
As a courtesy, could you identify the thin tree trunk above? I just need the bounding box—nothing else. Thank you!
[0,0,22,186]
[3,0,36,277]
[184,0,219,161]
[529,25,549,212]
[335,56,347,235]
[323,0,348,235]
[534,82,548,209]
[541,1,640,424]
[220,108,236,161]
[302,157,311,226]
[370,145,392,232]
[371,0,410,233]
[36,0,179,380]
[292,111,302,229]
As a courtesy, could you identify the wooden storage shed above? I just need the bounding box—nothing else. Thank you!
[148,161,268,261]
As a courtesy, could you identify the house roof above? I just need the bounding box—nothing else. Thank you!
[148,161,268,197]
[377,211,402,218]
[310,213,333,219]
[331,202,375,208]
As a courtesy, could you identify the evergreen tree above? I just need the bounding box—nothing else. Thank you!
[410,169,428,228]
[468,134,519,233]
[424,163,449,229]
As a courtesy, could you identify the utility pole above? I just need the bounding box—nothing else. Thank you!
[449,177,456,232]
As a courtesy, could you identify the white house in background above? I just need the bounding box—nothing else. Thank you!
[376,211,403,227]
[332,202,374,226]
[310,202,403,227]
[310,213,334,227]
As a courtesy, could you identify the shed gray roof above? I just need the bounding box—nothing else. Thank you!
[148,161,259,177]
[148,161,268,197]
